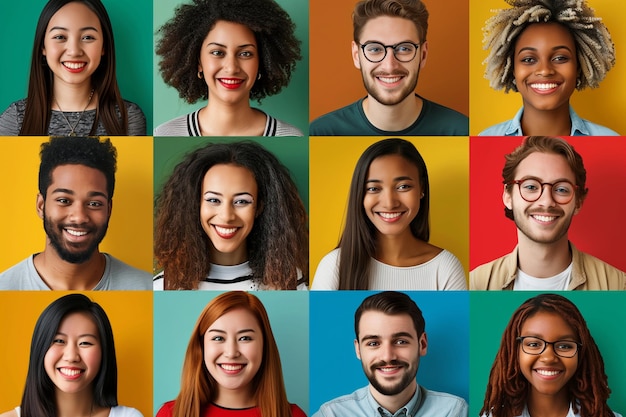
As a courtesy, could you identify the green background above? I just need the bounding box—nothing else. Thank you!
[153,136,309,212]
[152,0,309,135]
[470,291,626,417]
[0,0,154,132]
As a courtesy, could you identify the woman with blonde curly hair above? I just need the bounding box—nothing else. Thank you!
[479,0,618,136]
[155,291,306,417]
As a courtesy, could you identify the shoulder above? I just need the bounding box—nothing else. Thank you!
[0,99,26,135]
[422,387,468,415]
[110,406,144,417]
[310,100,365,135]
[423,99,468,122]
[154,112,195,136]
[469,252,514,290]
[103,254,152,290]
[122,100,144,116]
[0,408,19,417]
[316,386,369,415]
[311,249,340,290]
[572,246,626,289]
[411,98,468,135]
[290,404,307,417]
[0,256,41,290]
[273,118,303,136]
[153,271,164,290]
[122,100,146,135]
[155,401,175,417]
[433,250,467,290]
[579,119,620,136]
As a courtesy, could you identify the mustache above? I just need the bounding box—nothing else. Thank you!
[372,70,408,77]
[370,359,409,371]
[527,207,564,216]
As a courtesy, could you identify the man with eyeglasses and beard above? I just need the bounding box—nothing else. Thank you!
[0,136,150,290]
[313,291,468,417]
[471,136,626,290]
[310,0,468,136]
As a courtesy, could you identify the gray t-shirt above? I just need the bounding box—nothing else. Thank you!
[0,99,146,136]
[0,253,151,290]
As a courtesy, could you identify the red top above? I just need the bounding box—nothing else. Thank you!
[156,401,307,417]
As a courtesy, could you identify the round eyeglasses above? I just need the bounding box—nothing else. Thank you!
[505,178,577,204]
[359,42,420,63]
[517,336,581,358]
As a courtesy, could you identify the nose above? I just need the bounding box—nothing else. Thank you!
[535,184,557,207]
[380,188,399,209]
[380,341,397,363]
[69,204,90,224]
[223,53,240,74]
[218,203,236,222]
[378,47,401,70]
[539,342,558,362]
[224,339,240,359]
[535,59,555,77]
[62,344,80,362]
[65,36,84,57]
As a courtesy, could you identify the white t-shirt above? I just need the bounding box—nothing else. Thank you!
[15,406,143,417]
[514,262,573,290]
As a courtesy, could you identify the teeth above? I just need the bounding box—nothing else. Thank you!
[215,226,237,235]
[379,212,402,219]
[378,76,401,83]
[532,215,556,222]
[59,368,82,377]
[66,229,88,236]
[378,366,400,373]
[63,62,86,69]
[536,369,560,376]
[530,83,558,90]
[220,79,243,85]
[221,364,243,371]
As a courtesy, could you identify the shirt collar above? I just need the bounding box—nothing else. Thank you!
[508,106,587,136]
[368,384,421,417]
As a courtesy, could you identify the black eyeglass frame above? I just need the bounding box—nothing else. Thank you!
[358,41,421,63]
[516,336,582,358]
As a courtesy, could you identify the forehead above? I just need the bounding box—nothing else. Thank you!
[359,15,420,43]
[48,164,108,195]
[515,22,576,51]
[368,154,420,178]
[48,2,102,29]
[201,164,258,193]
[208,308,261,331]
[521,311,576,339]
[514,152,576,182]
[358,310,417,338]
[58,311,98,335]
[204,20,257,44]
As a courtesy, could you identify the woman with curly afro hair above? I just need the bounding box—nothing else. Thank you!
[479,0,619,136]
[153,140,308,290]
[480,293,621,417]
[154,0,303,136]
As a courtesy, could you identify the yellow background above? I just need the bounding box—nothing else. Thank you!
[0,291,153,416]
[469,0,626,135]
[309,137,469,286]
[0,137,153,274]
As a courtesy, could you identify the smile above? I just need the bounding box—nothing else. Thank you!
[218,78,244,89]
[65,229,88,237]
[220,363,245,371]
[58,367,84,377]
[528,82,560,94]
[534,369,562,377]
[377,365,402,373]
[213,225,239,238]
[531,214,558,222]
[63,62,86,70]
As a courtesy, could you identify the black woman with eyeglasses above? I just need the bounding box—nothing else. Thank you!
[309,0,468,136]
[479,293,622,417]
[471,136,626,290]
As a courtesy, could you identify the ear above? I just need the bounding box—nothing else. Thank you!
[198,62,203,73]
[354,338,361,360]
[108,199,113,220]
[503,186,512,211]
[419,332,428,356]
[418,40,428,68]
[36,193,45,219]
[573,198,582,215]
[351,41,361,69]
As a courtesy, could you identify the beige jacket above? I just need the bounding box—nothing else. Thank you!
[470,242,626,290]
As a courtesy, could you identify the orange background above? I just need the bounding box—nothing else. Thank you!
[309,0,469,121]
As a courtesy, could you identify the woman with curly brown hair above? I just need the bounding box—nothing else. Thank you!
[480,293,621,417]
[479,0,619,136]
[153,140,308,290]
[154,0,303,136]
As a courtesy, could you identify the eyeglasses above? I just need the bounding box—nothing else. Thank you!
[505,179,578,204]
[359,42,420,63]
[517,336,581,358]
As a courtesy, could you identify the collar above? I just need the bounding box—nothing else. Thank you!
[505,106,587,136]
[505,242,586,290]
[367,384,425,417]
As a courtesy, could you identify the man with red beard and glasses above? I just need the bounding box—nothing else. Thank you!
[310,0,468,136]
[471,136,626,290]
[313,291,467,417]
[0,137,150,290]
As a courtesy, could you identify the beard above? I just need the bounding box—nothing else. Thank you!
[514,206,573,245]
[360,63,420,106]
[43,213,108,264]
[363,359,417,396]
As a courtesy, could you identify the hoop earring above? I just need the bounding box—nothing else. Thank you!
[576,78,581,88]
[257,73,262,80]
[197,71,203,79]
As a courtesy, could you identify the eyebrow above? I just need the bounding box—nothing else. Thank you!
[361,39,417,45]
[204,191,254,197]
[518,175,574,184]
[51,188,108,199]
[207,328,256,334]
[56,332,99,339]
[522,332,578,341]
[360,331,415,342]
[49,26,100,33]
[207,42,257,49]
[517,45,573,55]
[366,176,414,183]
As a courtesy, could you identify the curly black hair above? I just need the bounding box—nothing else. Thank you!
[38,136,117,199]
[156,0,301,104]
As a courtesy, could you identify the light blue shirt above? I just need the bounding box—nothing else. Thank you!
[312,385,468,417]
[479,106,619,136]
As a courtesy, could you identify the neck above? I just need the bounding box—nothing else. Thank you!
[34,245,105,290]
[362,93,422,132]
[526,389,570,417]
[375,232,422,266]
[369,380,416,414]
[52,83,95,112]
[210,244,247,266]
[517,233,571,278]
[214,386,255,409]
[199,100,265,136]
[55,390,95,417]
[520,103,571,136]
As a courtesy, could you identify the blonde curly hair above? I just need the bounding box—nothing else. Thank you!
[482,0,615,93]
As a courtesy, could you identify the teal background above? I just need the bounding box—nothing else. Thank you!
[153,291,309,416]
[153,136,309,212]
[152,0,309,135]
[470,291,626,417]
[310,291,470,414]
[0,0,154,132]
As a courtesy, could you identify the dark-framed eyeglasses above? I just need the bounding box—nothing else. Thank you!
[505,178,578,204]
[359,41,420,63]
[517,336,581,358]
